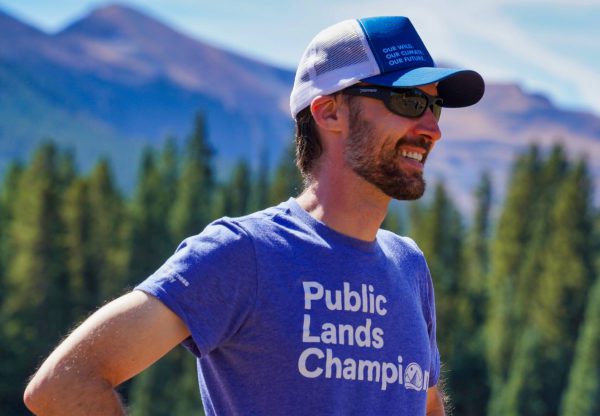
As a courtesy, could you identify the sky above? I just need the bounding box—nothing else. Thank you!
[1,0,599,116]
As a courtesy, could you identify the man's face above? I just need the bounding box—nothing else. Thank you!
[343,84,442,200]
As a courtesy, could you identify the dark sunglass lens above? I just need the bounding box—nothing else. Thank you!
[432,104,442,120]
[430,97,443,120]
[389,92,428,117]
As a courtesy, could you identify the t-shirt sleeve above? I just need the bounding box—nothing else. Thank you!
[421,256,440,388]
[135,218,257,357]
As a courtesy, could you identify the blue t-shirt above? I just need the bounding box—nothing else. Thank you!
[136,199,440,415]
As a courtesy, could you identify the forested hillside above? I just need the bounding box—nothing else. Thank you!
[1,112,598,415]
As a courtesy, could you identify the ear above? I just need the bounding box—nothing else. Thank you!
[310,95,346,133]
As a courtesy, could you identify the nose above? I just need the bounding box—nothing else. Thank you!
[415,107,442,145]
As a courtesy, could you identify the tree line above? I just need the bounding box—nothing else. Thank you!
[0,113,598,415]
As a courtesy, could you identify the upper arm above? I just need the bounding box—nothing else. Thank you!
[26,290,190,394]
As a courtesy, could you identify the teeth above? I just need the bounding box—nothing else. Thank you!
[400,150,424,162]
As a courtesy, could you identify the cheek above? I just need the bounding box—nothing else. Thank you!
[380,134,401,160]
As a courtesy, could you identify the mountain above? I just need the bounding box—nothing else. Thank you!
[0,9,138,173]
[0,4,295,188]
[56,5,294,110]
[433,83,600,210]
[0,9,44,40]
[1,3,599,211]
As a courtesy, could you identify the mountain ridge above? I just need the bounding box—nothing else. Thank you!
[0,3,296,187]
[1,3,598,210]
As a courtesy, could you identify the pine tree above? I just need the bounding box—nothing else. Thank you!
[508,159,596,415]
[382,203,404,235]
[0,162,24,410]
[500,326,545,416]
[129,347,204,416]
[486,145,543,415]
[57,147,78,190]
[128,148,173,283]
[464,172,492,301]
[0,143,70,414]
[85,159,128,301]
[158,137,179,249]
[130,122,212,413]
[269,140,303,205]
[409,182,465,409]
[62,177,95,320]
[3,143,71,340]
[62,163,125,319]
[0,162,23,306]
[560,275,600,415]
[170,113,215,242]
[533,160,594,341]
[249,148,270,211]
[220,159,252,217]
[514,145,569,330]
[410,182,464,305]
[452,172,493,415]
[490,150,595,415]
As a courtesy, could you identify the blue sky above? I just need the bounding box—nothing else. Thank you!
[1,0,599,115]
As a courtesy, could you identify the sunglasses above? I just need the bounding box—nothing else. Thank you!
[342,86,443,120]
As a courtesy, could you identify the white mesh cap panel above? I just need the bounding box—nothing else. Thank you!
[290,20,380,118]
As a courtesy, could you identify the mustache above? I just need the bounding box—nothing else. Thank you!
[394,136,432,153]
[392,136,432,166]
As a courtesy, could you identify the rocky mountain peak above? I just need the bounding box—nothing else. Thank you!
[0,8,45,38]
[57,3,176,41]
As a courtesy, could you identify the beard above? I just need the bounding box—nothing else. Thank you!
[343,100,428,201]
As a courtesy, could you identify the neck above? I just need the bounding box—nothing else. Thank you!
[295,167,390,242]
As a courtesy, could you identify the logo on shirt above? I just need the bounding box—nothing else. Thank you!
[298,280,431,392]
[404,362,424,391]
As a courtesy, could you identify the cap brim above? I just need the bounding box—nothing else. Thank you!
[362,67,485,108]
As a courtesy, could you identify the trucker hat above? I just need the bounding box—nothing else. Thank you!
[290,16,485,118]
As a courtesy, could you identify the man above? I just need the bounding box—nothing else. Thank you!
[24,16,483,415]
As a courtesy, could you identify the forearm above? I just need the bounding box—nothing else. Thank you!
[25,376,126,416]
[426,405,445,416]
[426,385,445,416]
[24,292,189,415]
[24,318,128,415]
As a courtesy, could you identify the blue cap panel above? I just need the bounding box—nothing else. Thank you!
[358,17,434,73]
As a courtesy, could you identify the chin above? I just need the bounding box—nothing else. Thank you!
[382,176,426,201]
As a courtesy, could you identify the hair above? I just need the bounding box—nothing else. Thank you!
[294,93,357,185]
[294,106,322,184]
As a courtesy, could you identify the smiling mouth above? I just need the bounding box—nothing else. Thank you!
[399,150,424,163]
[394,136,431,166]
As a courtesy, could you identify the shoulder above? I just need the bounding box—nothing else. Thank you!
[377,229,432,296]
[180,203,288,251]
[161,203,296,276]
[220,201,313,249]
[377,229,426,259]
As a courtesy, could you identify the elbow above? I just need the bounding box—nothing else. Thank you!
[23,369,67,414]
[24,366,120,414]
[24,376,46,414]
